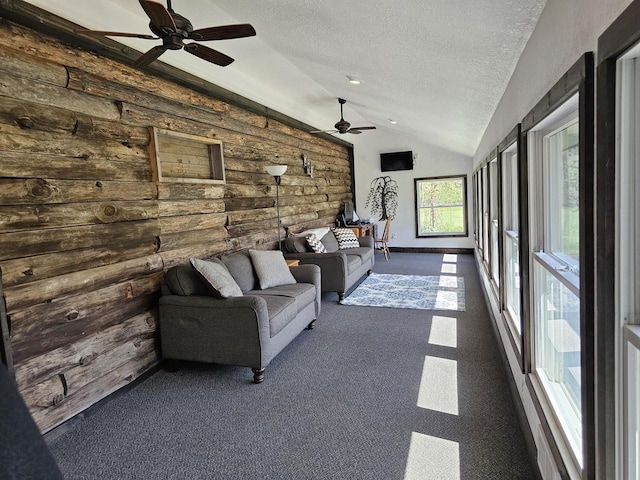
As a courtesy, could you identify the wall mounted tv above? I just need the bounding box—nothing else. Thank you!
[380,150,413,171]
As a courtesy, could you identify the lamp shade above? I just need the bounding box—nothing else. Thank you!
[266,165,288,177]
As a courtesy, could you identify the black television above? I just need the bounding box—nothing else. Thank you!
[380,150,413,171]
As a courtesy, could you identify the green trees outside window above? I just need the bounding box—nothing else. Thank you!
[414,175,468,237]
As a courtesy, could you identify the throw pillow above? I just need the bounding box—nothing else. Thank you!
[305,233,326,253]
[249,249,297,289]
[331,227,360,250]
[189,258,243,298]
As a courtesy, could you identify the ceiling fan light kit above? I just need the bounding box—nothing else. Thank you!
[76,0,256,68]
[310,98,376,136]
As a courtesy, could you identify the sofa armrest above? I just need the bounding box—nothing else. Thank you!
[284,251,347,269]
[289,264,322,317]
[359,235,374,248]
[158,294,270,367]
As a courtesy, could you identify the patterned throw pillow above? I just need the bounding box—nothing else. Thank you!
[331,227,360,250]
[306,233,327,253]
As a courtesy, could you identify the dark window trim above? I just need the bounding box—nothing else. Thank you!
[594,0,640,477]
[521,52,595,480]
[497,123,525,374]
[414,174,468,238]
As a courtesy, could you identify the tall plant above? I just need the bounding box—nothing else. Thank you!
[365,176,398,220]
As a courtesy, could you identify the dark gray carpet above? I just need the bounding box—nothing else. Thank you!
[48,252,535,479]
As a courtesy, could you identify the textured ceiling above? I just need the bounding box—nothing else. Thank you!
[25,0,546,156]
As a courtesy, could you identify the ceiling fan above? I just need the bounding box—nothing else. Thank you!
[310,98,377,135]
[75,0,256,68]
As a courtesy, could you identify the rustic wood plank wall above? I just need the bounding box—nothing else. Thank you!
[0,21,353,433]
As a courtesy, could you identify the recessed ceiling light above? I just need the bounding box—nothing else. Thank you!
[389,119,398,125]
[346,75,361,85]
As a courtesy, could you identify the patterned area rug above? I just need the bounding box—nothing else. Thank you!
[341,273,466,311]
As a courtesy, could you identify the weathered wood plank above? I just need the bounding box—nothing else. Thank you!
[159,241,228,269]
[159,212,227,234]
[0,239,159,287]
[10,274,162,362]
[158,199,225,217]
[157,182,225,200]
[4,254,164,312]
[0,151,152,181]
[158,227,228,252]
[21,374,66,410]
[0,178,157,205]
[227,208,274,225]
[0,125,147,159]
[15,310,157,391]
[32,349,159,433]
[0,96,150,145]
[226,218,277,238]
[0,44,68,87]
[0,200,158,233]
[225,197,274,211]
[0,74,119,121]
[0,219,160,261]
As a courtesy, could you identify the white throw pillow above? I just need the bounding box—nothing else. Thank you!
[189,258,243,298]
[249,249,297,289]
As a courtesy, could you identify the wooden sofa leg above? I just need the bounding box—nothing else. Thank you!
[306,320,316,330]
[338,292,345,302]
[252,368,265,384]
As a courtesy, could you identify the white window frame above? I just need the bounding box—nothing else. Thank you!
[615,49,640,480]
[501,142,521,342]
[489,157,500,293]
[528,94,583,470]
[414,175,468,238]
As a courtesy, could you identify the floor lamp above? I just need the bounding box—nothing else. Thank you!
[266,164,287,250]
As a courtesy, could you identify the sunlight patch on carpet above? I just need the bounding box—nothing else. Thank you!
[340,273,465,311]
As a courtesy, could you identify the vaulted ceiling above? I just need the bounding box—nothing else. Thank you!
[25,0,546,156]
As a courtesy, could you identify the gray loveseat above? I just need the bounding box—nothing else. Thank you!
[159,250,321,383]
[284,227,374,301]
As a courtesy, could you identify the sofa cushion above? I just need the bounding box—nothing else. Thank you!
[260,295,297,337]
[284,235,309,253]
[319,231,339,253]
[347,246,374,265]
[249,249,297,289]
[220,251,256,292]
[345,254,363,273]
[165,264,211,296]
[190,258,243,298]
[331,227,360,249]
[305,233,326,253]
[247,283,316,313]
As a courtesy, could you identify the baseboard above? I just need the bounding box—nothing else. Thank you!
[476,254,542,480]
[388,247,474,254]
[44,363,161,444]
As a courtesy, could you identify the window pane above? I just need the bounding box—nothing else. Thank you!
[546,122,579,267]
[626,338,640,479]
[534,259,582,458]
[491,220,499,285]
[505,233,520,332]
[415,176,467,237]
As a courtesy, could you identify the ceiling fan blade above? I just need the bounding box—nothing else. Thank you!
[139,0,176,32]
[184,43,234,66]
[133,45,169,68]
[310,129,338,134]
[75,29,158,40]
[348,126,377,132]
[347,130,362,134]
[189,24,256,41]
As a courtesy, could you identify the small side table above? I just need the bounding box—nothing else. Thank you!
[286,259,300,267]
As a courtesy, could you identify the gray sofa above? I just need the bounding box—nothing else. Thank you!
[284,228,374,301]
[158,250,321,383]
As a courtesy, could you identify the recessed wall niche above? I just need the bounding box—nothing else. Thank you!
[149,128,225,183]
